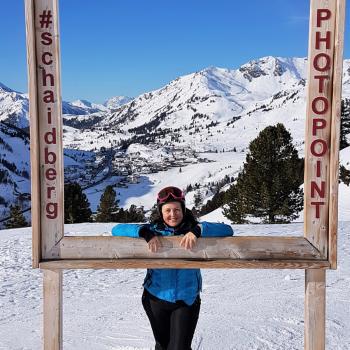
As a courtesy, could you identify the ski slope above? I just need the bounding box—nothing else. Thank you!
[0,219,349,349]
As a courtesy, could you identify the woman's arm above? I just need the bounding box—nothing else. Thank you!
[200,222,233,237]
[190,225,201,238]
[139,226,156,242]
[111,223,142,237]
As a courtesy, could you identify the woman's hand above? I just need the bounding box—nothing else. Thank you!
[148,236,162,253]
[180,232,197,250]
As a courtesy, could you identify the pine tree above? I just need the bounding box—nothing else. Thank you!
[148,204,160,222]
[115,208,126,222]
[64,182,92,223]
[128,205,146,222]
[340,98,350,150]
[118,204,146,223]
[200,190,225,216]
[224,123,304,223]
[339,165,350,186]
[95,185,119,222]
[222,181,246,224]
[186,184,193,192]
[5,205,28,228]
[194,190,202,209]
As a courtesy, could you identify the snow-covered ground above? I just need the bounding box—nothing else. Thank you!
[0,220,349,349]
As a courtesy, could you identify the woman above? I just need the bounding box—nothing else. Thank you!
[112,186,233,350]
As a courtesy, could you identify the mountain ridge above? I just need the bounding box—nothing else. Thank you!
[1,55,350,224]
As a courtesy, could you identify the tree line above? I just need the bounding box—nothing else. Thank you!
[4,183,146,229]
[64,183,146,224]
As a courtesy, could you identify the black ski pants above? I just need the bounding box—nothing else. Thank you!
[142,288,201,350]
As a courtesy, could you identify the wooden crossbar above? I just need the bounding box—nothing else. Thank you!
[40,259,330,270]
[49,236,323,260]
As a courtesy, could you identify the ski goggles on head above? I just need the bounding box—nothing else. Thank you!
[157,186,185,204]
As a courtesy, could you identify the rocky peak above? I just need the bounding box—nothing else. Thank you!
[238,56,305,81]
[273,58,287,77]
[104,96,133,110]
[239,60,267,81]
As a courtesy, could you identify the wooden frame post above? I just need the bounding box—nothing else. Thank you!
[25,0,41,268]
[304,0,337,258]
[305,269,326,350]
[24,0,64,264]
[329,0,347,269]
[43,269,62,350]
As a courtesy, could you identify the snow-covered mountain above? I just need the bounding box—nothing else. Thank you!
[0,83,29,129]
[1,56,350,223]
[105,56,308,131]
[62,100,106,115]
[0,84,132,129]
[62,97,132,130]
[69,56,349,155]
[103,96,133,111]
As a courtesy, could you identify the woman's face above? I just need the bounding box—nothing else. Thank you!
[161,202,184,227]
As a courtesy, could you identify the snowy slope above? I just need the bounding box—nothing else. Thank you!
[0,122,97,226]
[0,123,31,222]
[0,220,349,350]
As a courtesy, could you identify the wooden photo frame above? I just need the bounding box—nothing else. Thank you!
[25,0,345,271]
[24,0,346,349]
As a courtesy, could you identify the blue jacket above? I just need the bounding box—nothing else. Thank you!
[112,221,233,305]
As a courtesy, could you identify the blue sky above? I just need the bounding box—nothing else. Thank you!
[0,0,349,103]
